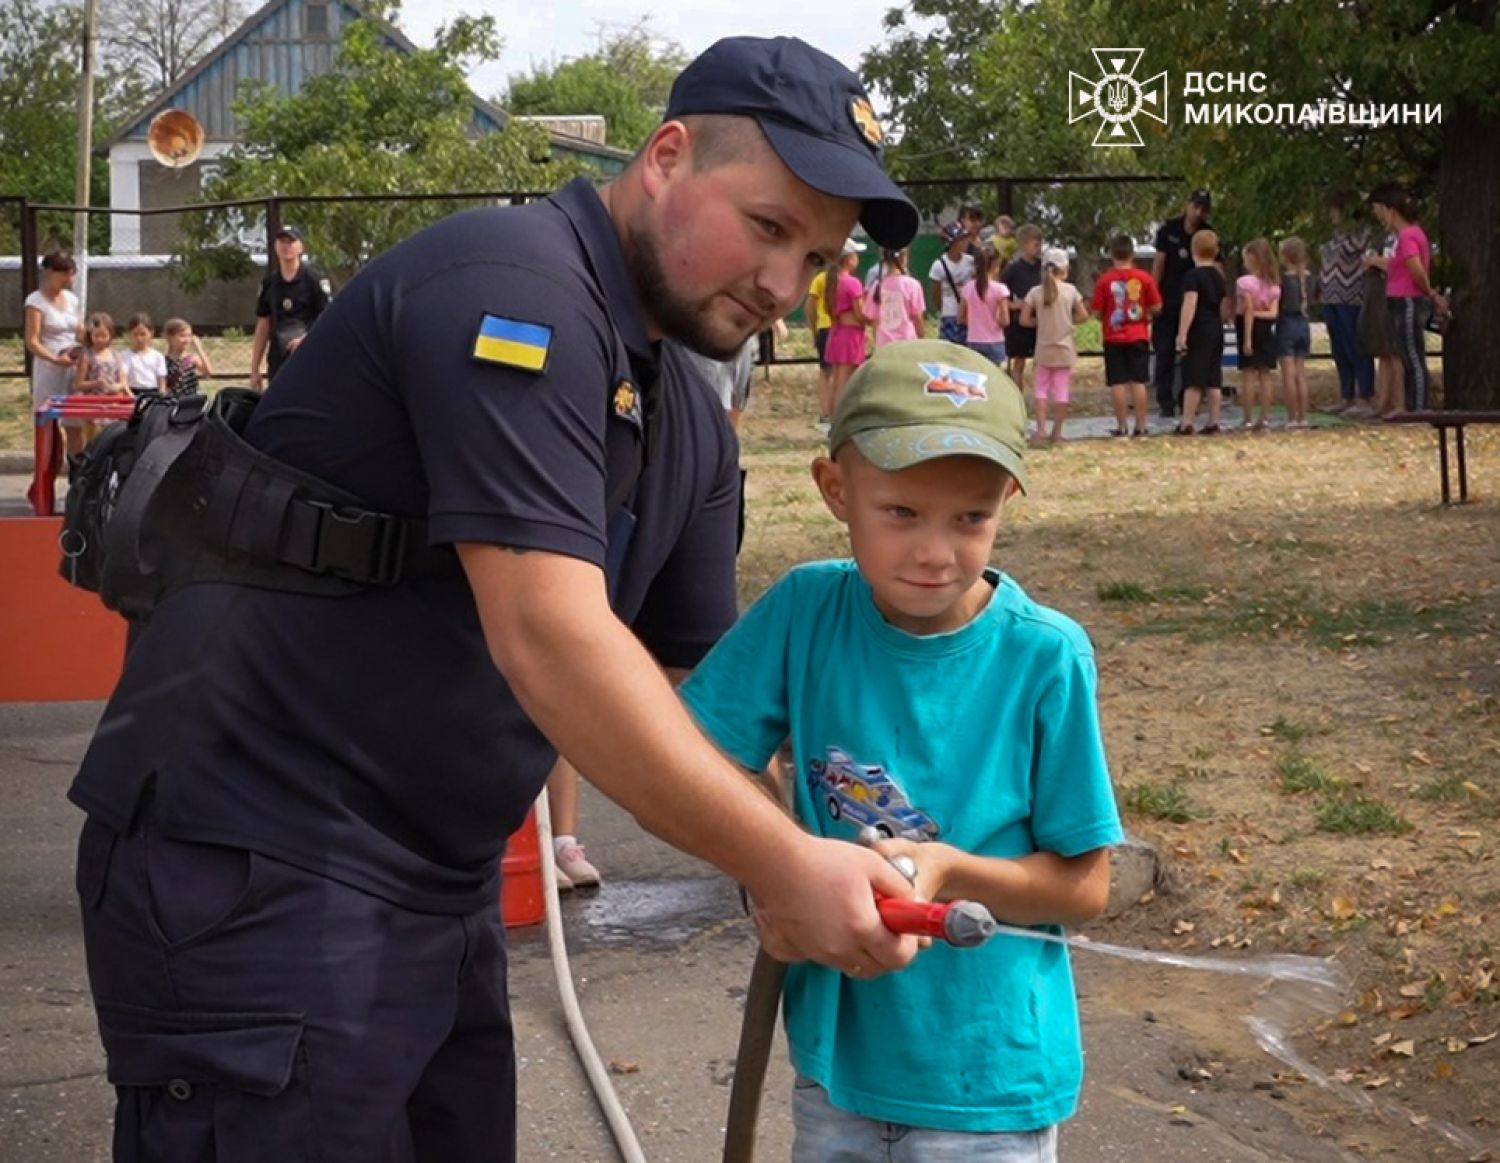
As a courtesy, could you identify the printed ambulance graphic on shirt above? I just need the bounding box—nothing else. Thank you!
[806,746,939,841]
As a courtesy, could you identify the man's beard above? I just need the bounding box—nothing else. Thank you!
[626,222,756,360]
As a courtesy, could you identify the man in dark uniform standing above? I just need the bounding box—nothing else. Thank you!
[249,224,332,390]
[1151,189,1216,418]
[69,36,922,1162]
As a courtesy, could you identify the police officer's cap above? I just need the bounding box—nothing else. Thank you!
[664,37,919,250]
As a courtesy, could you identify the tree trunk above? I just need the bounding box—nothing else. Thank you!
[1436,101,1500,410]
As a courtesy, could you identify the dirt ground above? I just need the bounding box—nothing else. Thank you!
[739,359,1499,1160]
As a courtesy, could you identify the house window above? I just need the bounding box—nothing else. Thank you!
[305,1,330,38]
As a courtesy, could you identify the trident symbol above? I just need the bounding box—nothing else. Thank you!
[1106,80,1131,115]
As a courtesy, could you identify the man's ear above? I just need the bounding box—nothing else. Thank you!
[811,455,848,522]
[638,120,690,201]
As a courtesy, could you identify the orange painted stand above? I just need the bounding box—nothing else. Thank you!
[0,518,126,702]
[500,807,545,928]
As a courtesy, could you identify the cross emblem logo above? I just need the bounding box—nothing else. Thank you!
[1068,49,1168,147]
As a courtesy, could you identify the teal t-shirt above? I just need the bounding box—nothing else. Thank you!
[680,560,1124,1132]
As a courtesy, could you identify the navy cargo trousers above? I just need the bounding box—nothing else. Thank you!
[75,806,515,1162]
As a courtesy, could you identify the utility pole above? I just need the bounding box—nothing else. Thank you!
[73,0,100,307]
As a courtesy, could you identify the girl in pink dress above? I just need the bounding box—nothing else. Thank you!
[958,244,1011,365]
[864,248,926,348]
[822,241,868,416]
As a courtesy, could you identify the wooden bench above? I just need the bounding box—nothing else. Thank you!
[1383,411,1500,504]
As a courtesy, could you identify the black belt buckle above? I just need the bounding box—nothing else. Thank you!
[305,500,408,585]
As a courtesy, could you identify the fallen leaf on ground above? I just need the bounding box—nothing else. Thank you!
[1387,1039,1416,1057]
[1329,896,1358,920]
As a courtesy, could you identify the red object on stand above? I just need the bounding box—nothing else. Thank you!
[500,807,545,928]
[28,395,137,516]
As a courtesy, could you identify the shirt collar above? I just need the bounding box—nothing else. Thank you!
[548,178,656,374]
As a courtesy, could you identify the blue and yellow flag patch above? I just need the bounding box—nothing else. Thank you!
[472,313,552,373]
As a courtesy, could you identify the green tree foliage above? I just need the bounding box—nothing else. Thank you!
[861,0,1171,258]
[503,22,688,152]
[865,0,1499,405]
[0,0,151,249]
[173,11,583,288]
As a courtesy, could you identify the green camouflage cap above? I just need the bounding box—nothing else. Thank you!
[829,339,1029,492]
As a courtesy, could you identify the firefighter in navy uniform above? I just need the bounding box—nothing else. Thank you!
[69,36,922,1162]
[249,224,332,390]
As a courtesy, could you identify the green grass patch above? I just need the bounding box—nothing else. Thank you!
[1316,794,1413,836]
[1416,775,1470,803]
[1122,780,1201,823]
[1301,600,1470,649]
[1120,589,1471,651]
[1277,754,1340,795]
[1098,581,1154,603]
[1289,867,1328,889]
[1097,581,1211,605]
[1267,716,1317,744]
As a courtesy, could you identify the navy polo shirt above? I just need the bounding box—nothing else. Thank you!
[1154,214,1218,306]
[68,179,742,913]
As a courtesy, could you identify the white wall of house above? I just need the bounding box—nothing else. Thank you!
[109,140,235,255]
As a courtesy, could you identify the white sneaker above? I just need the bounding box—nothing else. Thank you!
[556,843,601,888]
[553,863,574,893]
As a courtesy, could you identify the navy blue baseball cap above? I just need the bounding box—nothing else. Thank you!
[664,36,919,250]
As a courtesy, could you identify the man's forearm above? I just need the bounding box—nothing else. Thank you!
[458,545,800,894]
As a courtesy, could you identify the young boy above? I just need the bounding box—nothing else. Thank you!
[1173,229,1229,435]
[681,339,1123,1160]
[1092,233,1162,437]
[929,223,976,345]
[1001,224,1045,394]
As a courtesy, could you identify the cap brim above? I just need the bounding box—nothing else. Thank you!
[849,424,1028,493]
[757,118,919,250]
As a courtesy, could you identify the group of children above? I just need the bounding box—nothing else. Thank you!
[1172,233,1316,436]
[807,216,1332,444]
[78,312,214,400]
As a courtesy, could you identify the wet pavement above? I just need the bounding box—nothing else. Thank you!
[0,699,1477,1162]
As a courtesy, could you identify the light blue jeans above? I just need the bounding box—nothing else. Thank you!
[792,1075,1060,1162]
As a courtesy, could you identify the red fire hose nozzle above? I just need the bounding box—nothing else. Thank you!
[877,896,997,948]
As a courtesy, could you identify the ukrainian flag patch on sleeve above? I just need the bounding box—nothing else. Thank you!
[472,313,553,373]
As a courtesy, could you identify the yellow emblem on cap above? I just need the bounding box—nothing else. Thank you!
[850,97,883,148]
[614,381,637,417]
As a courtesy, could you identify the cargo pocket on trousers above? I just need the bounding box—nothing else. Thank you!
[75,817,117,910]
[97,1001,314,1163]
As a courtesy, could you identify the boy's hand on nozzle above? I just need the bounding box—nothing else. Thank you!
[871,837,959,905]
[750,834,919,976]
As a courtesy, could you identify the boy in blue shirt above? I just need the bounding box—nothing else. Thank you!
[681,339,1123,1160]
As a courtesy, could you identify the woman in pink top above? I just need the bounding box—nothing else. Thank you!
[1365,184,1444,415]
[821,241,868,415]
[958,244,1011,365]
[864,248,926,348]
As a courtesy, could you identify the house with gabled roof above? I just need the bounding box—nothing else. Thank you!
[101,0,630,255]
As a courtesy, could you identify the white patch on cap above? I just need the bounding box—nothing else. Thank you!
[919,362,988,408]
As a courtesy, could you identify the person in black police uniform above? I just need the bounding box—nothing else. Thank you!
[249,224,332,390]
[1151,189,1217,418]
[69,36,922,1163]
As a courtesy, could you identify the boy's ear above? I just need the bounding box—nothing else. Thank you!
[811,455,849,522]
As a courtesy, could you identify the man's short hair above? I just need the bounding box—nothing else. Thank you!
[677,114,770,171]
[1191,229,1219,259]
[1017,224,1044,244]
[1109,233,1135,260]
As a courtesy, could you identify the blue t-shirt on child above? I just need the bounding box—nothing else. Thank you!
[681,560,1124,1133]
